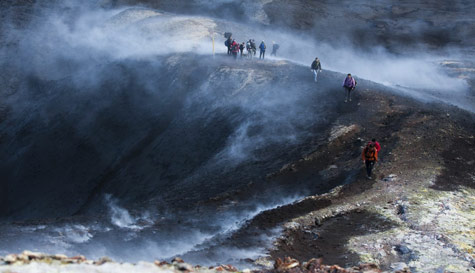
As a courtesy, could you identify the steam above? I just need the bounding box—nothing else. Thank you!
[0,0,473,266]
[105,194,153,230]
[0,194,302,265]
[3,1,469,98]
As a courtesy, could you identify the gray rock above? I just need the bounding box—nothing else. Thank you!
[395,244,411,255]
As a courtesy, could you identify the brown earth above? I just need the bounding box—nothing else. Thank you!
[261,88,475,271]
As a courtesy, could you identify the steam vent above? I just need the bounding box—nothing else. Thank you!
[1,1,474,272]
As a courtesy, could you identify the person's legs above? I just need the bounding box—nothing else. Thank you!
[365,161,375,177]
[312,70,317,82]
[345,87,350,102]
[348,88,352,101]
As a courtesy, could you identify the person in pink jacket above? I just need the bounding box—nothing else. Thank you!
[342,74,357,102]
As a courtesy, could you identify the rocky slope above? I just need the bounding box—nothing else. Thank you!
[0,251,388,273]
[264,90,475,272]
[180,79,475,272]
[1,1,474,273]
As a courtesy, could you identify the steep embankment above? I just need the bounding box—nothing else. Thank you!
[248,89,475,271]
[0,51,350,221]
[163,70,475,272]
[1,2,475,273]
[1,61,474,272]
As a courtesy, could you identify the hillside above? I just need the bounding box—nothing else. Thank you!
[0,1,474,273]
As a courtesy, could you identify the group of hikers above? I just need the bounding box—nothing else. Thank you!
[310,57,357,103]
[224,33,378,179]
[311,57,378,180]
[224,33,279,60]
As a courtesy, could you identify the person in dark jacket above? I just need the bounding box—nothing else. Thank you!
[246,40,252,59]
[259,41,266,59]
[225,37,232,55]
[271,41,279,56]
[250,39,257,56]
[239,42,245,57]
[310,57,322,82]
[342,73,357,102]
[362,143,378,179]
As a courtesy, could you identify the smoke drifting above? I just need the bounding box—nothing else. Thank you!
[0,0,473,266]
[2,1,469,99]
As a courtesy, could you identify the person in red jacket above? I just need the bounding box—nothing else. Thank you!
[231,40,239,59]
[362,143,378,179]
[369,138,381,152]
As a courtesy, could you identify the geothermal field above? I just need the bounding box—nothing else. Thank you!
[0,1,474,272]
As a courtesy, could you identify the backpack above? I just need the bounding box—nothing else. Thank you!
[232,43,239,52]
[225,40,229,47]
[364,147,376,160]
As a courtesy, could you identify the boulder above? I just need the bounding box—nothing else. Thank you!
[52,254,68,260]
[275,257,300,271]
[4,254,18,264]
[172,257,185,263]
[22,250,46,261]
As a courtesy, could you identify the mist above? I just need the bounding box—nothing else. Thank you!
[3,1,470,111]
[0,0,473,266]
[0,193,302,266]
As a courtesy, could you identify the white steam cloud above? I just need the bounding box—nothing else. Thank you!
[9,2,469,111]
[0,0,473,266]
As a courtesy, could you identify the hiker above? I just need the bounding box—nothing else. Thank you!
[310,57,322,82]
[271,41,279,56]
[225,37,233,55]
[225,39,230,55]
[224,32,233,55]
[239,42,245,57]
[246,40,252,59]
[250,39,257,56]
[259,41,266,59]
[231,40,239,59]
[369,138,381,152]
[342,73,357,102]
[362,143,378,179]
